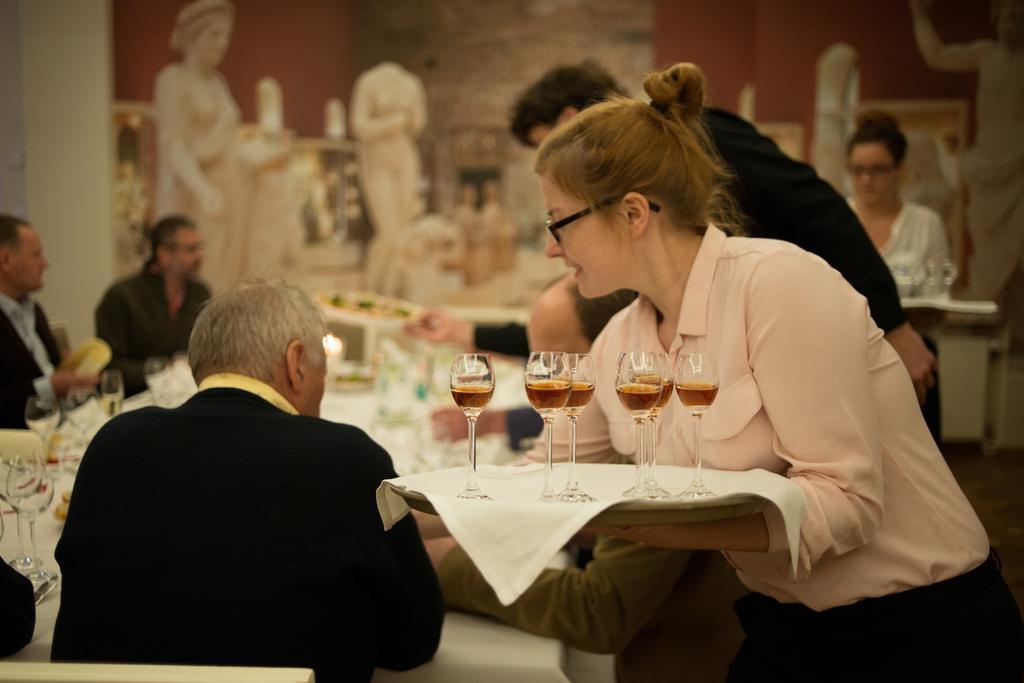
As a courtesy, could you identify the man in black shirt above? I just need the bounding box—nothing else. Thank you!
[410,63,936,405]
[95,215,210,396]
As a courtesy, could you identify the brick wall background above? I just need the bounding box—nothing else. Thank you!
[354,0,655,239]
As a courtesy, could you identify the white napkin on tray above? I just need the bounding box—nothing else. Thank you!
[377,463,805,606]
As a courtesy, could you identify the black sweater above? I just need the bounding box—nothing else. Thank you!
[53,388,444,682]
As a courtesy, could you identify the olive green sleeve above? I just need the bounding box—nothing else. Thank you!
[439,535,693,654]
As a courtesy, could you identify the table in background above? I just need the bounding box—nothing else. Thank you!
[901,296,1012,449]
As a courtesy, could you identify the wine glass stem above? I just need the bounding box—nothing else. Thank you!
[634,418,646,490]
[692,413,704,487]
[567,415,578,487]
[27,515,39,568]
[467,416,479,490]
[646,417,657,486]
[543,417,555,493]
[15,511,28,561]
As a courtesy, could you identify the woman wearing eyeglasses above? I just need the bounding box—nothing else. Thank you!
[847,111,950,283]
[537,62,1022,680]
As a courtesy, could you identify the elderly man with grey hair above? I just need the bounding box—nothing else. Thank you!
[52,280,444,682]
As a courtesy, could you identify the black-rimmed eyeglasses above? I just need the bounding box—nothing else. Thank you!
[545,197,661,243]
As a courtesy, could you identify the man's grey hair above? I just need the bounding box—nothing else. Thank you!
[189,279,326,384]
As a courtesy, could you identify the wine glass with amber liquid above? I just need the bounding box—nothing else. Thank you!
[641,352,673,499]
[616,352,663,497]
[450,354,495,499]
[674,352,719,498]
[558,353,596,502]
[525,352,572,501]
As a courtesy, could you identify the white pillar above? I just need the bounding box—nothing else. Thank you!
[20,0,114,344]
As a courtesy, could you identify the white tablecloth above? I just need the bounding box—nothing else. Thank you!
[0,373,571,682]
[379,464,805,606]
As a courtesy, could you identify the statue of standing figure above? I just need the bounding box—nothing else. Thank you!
[154,0,244,292]
[911,0,1024,343]
[480,179,517,273]
[240,77,301,279]
[350,62,428,295]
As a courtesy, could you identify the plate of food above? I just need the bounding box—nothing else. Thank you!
[318,291,424,330]
[331,360,377,392]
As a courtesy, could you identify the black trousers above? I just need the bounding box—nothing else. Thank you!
[727,552,1023,682]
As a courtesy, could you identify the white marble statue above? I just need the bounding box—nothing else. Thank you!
[392,214,463,304]
[239,76,300,278]
[903,129,956,226]
[350,61,428,295]
[480,179,517,273]
[154,0,244,291]
[325,98,346,140]
[257,77,283,134]
[811,43,860,193]
[454,183,490,286]
[912,0,1024,343]
[737,82,756,122]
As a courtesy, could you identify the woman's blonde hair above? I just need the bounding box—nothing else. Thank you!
[535,62,742,236]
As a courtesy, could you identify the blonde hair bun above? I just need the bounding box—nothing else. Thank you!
[643,63,706,122]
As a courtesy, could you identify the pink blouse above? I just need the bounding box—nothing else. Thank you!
[550,225,989,611]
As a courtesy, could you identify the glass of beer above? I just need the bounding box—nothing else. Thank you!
[674,352,719,498]
[99,369,124,417]
[616,351,663,497]
[525,352,572,501]
[449,354,495,500]
[558,353,596,503]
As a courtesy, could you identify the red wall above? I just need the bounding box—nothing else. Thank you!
[113,0,356,137]
[656,0,991,154]
[115,1,990,147]
[656,0,756,108]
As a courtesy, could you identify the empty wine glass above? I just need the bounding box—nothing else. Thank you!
[0,449,37,574]
[558,353,596,503]
[941,258,959,297]
[99,368,124,417]
[24,396,59,461]
[891,263,915,298]
[3,449,56,583]
[642,352,672,499]
[525,352,572,501]
[144,356,172,406]
[449,354,495,500]
[674,352,719,498]
[62,386,99,479]
[616,351,663,497]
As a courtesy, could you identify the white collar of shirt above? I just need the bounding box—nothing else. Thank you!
[0,291,36,333]
[197,372,299,415]
[0,291,54,379]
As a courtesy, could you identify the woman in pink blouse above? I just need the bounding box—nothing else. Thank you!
[535,62,1022,680]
